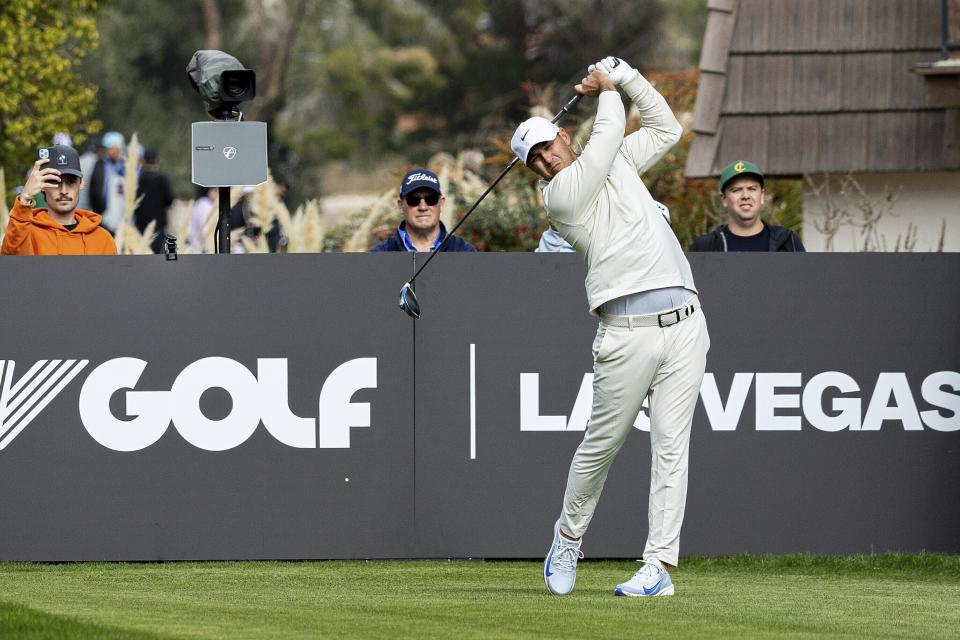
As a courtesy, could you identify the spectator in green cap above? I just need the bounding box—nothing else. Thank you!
[689,160,804,252]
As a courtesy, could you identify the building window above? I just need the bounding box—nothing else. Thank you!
[943,0,960,59]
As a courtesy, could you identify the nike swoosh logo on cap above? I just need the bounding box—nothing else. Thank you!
[520,129,530,141]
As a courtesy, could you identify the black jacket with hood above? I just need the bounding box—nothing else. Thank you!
[688,221,805,252]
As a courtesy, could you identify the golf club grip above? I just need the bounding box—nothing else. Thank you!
[407,92,582,285]
[552,94,583,124]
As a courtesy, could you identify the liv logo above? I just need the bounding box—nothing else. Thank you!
[0,360,90,450]
[0,357,378,452]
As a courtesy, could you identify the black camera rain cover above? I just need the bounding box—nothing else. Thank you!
[186,50,247,111]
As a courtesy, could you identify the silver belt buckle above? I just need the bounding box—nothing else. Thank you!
[658,309,680,327]
[658,303,695,327]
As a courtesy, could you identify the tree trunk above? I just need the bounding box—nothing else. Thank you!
[200,0,222,51]
[246,0,309,125]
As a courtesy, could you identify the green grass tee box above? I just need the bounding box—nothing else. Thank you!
[0,554,958,640]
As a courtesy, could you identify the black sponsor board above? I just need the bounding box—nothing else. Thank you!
[413,253,960,557]
[0,253,957,559]
[0,254,415,560]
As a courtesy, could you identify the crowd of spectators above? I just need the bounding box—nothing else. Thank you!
[2,131,803,256]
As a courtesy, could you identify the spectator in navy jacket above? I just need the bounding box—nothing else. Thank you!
[371,168,476,252]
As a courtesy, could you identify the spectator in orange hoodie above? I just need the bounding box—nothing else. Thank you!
[2,145,117,255]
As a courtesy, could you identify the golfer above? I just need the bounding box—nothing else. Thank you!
[512,57,709,597]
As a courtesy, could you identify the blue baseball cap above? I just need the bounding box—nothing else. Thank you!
[101,131,125,150]
[399,168,442,197]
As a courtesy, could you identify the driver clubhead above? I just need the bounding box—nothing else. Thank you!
[399,282,421,319]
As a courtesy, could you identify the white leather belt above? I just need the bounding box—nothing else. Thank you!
[598,298,698,329]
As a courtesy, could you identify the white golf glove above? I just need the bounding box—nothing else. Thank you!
[587,56,637,86]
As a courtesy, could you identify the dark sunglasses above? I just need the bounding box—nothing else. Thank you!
[404,193,440,207]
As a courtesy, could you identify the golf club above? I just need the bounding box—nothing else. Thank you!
[398,92,584,318]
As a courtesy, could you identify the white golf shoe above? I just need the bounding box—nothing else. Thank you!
[614,560,675,597]
[543,520,583,596]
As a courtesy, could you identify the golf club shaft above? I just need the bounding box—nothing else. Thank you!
[406,93,583,286]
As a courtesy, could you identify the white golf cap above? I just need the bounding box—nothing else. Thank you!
[511,117,560,165]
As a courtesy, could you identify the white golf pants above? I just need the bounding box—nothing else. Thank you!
[558,307,709,567]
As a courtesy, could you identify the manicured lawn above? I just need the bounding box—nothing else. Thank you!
[0,554,957,639]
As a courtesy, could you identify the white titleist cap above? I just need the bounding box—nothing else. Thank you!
[511,117,560,165]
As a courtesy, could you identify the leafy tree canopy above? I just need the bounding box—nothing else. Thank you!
[0,0,100,191]
[80,0,686,201]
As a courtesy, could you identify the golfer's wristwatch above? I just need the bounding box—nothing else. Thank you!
[17,194,35,207]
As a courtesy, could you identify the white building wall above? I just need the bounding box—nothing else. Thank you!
[802,172,960,252]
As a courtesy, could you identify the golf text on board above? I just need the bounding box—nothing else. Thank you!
[0,357,377,452]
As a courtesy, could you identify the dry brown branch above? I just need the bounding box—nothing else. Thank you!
[806,173,902,252]
[892,223,918,252]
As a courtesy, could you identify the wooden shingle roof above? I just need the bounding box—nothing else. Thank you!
[685,0,960,178]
